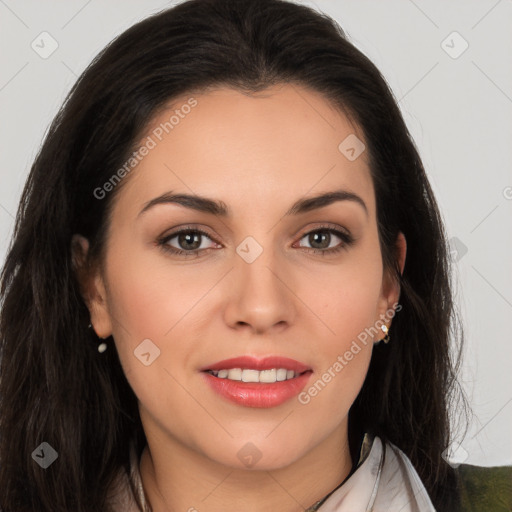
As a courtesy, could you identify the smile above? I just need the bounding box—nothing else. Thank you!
[206,368,305,382]
[200,355,313,408]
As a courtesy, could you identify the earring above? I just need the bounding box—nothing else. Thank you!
[379,324,390,344]
[88,323,108,353]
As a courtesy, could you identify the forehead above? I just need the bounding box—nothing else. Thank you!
[112,83,374,221]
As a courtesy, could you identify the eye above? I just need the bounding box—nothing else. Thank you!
[294,225,354,256]
[157,224,354,258]
[157,227,219,257]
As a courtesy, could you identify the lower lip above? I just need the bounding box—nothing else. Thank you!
[201,371,313,408]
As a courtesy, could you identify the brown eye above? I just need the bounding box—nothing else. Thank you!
[295,226,354,255]
[158,228,218,257]
[175,231,203,251]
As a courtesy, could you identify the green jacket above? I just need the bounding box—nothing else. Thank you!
[458,464,512,512]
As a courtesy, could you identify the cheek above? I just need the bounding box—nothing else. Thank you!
[304,248,384,347]
[296,246,383,408]
[105,241,211,339]
[298,279,376,420]
[103,242,212,391]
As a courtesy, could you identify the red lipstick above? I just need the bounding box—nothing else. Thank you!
[200,355,313,408]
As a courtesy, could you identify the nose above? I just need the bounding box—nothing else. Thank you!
[223,243,297,335]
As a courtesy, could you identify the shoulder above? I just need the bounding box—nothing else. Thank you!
[456,463,512,512]
[389,445,512,512]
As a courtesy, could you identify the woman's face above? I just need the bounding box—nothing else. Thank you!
[81,83,405,470]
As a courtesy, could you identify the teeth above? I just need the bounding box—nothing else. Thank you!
[276,368,287,381]
[208,368,299,383]
[242,369,260,382]
[227,368,242,381]
[259,369,276,383]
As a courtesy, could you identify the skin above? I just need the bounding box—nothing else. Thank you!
[74,83,406,512]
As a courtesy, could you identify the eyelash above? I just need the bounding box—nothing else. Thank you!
[157,224,355,258]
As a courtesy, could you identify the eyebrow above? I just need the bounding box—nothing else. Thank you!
[138,189,368,219]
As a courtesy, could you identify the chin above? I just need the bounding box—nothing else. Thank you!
[206,439,309,472]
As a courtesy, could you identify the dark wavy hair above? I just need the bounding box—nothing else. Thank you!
[0,0,468,510]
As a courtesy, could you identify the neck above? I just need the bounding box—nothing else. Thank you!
[139,422,353,512]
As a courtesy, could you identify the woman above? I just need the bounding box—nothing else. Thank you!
[0,0,469,510]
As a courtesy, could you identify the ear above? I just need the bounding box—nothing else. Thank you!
[71,234,113,339]
[395,231,407,277]
[376,231,407,319]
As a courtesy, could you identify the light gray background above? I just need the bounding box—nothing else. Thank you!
[1,0,511,466]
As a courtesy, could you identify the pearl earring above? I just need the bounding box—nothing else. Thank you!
[88,323,108,353]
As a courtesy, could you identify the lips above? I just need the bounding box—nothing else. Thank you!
[199,355,313,407]
[199,355,311,373]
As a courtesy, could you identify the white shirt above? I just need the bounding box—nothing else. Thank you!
[108,435,436,511]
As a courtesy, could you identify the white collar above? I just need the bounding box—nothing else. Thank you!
[317,436,436,511]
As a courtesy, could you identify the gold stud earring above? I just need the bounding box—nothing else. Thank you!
[380,324,390,344]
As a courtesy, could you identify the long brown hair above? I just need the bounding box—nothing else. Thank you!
[0,0,467,510]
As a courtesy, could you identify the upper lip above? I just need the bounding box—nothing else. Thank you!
[200,356,312,373]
